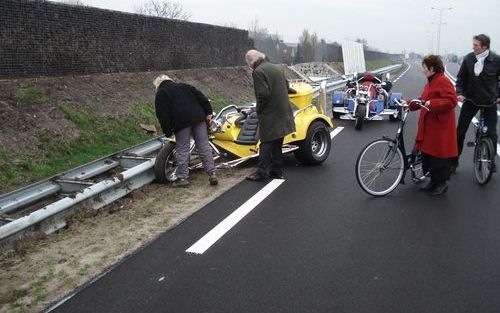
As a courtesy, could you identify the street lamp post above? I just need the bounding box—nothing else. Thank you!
[431,7,452,56]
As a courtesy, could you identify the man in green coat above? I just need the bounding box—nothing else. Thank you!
[245,49,296,181]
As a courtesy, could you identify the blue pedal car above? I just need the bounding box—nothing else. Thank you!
[332,72,402,130]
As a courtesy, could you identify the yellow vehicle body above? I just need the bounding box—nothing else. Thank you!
[288,82,314,109]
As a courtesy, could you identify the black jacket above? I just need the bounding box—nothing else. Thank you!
[155,81,212,137]
[456,51,500,105]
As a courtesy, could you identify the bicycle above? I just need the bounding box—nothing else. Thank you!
[463,98,496,185]
[355,99,428,196]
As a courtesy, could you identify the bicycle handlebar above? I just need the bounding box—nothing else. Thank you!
[394,98,429,111]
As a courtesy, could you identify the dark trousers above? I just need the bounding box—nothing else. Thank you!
[422,153,453,184]
[456,101,498,159]
[257,137,284,176]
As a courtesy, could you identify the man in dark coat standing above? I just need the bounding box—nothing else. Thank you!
[453,34,500,173]
[245,49,296,181]
[153,74,218,187]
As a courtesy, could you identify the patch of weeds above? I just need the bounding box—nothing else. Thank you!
[32,279,47,303]
[63,277,76,289]
[56,269,76,288]
[15,86,49,105]
[208,95,232,113]
[77,264,91,276]
[365,59,395,71]
[157,217,171,227]
[135,101,159,125]
[0,288,28,305]
[57,103,91,129]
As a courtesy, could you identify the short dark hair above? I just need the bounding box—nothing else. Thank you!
[422,55,444,73]
[473,34,490,49]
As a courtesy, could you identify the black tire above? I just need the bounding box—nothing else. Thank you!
[154,142,178,183]
[332,111,341,119]
[355,138,405,196]
[354,105,366,130]
[473,137,495,185]
[294,121,331,165]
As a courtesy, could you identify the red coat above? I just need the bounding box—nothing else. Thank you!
[410,72,458,158]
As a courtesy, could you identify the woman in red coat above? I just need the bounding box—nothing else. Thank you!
[406,55,458,195]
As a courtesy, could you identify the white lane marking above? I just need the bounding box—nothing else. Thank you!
[393,63,411,83]
[186,179,285,254]
[330,127,344,139]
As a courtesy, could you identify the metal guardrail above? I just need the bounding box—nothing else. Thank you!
[0,62,404,243]
[0,137,164,243]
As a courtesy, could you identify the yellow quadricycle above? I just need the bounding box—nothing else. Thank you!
[155,82,333,182]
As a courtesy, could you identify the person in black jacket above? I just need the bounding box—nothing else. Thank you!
[153,74,218,187]
[453,34,500,173]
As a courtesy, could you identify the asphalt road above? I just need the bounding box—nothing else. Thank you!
[51,62,500,313]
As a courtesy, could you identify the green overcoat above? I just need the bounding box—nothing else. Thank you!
[252,60,296,142]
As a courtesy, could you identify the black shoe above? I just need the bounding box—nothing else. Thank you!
[419,180,435,191]
[428,182,448,196]
[246,172,268,182]
[269,170,284,179]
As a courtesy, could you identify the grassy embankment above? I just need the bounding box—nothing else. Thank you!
[365,59,397,71]
[0,86,230,192]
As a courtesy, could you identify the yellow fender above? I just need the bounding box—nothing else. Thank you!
[284,107,333,144]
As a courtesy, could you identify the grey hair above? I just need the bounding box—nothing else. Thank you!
[153,74,173,90]
[245,50,266,67]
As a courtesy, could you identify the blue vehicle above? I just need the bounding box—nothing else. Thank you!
[332,72,403,130]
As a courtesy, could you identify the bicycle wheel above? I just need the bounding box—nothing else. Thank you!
[356,138,405,196]
[473,137,495,185]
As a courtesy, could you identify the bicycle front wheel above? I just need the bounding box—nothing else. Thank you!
[473,137,495,185]
[356,139,405,196]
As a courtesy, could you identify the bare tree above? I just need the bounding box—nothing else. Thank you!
[223,22,240,29]
[135,0,191,20]
[298,29,318,62]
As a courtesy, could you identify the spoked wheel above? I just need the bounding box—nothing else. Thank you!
[354,105,366,130]
[355,138,405,196]
[154,142,178,183]
[473,137,495,185]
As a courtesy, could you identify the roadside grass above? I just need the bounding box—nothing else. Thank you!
[15,86,49,105]
[209,95,232,113]
[0,101,160,192]
[366,59,396,71]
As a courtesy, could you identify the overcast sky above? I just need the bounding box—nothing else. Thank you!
[53,0,499,56]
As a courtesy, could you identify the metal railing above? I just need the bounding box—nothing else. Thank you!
[0,137,164,243]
